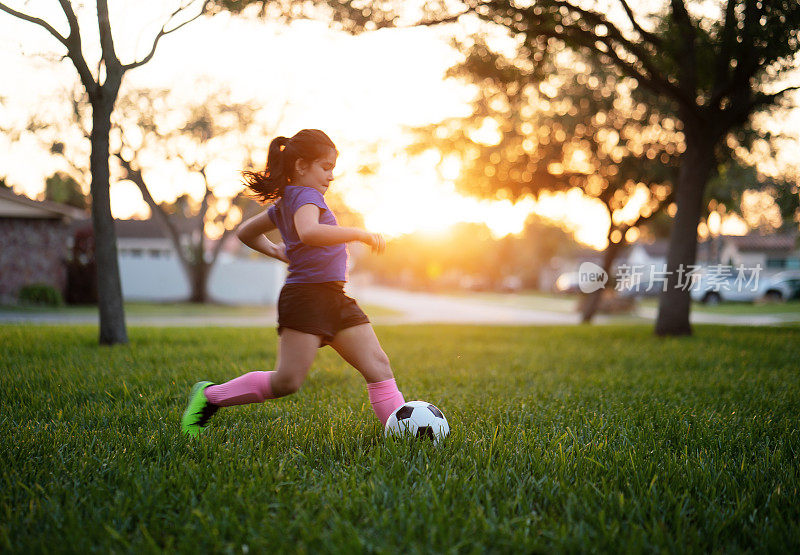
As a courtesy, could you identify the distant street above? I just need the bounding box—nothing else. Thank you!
[350,285,581,325]
[1,286,799,327]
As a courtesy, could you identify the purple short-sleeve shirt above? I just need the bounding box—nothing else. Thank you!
[267,185,348,284]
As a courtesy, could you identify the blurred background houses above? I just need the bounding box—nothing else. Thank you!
[0,187,85,304]
[0,188,284,306]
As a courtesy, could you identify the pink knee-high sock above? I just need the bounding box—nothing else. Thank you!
[367,378,405,425]
[204,371,276,407]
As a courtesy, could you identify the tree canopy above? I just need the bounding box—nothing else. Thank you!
[404,0,800,334]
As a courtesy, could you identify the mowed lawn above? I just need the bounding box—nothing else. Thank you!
[1,324,798,553]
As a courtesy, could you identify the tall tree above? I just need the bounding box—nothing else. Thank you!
[407,0,800,335]
[0,1,210,344]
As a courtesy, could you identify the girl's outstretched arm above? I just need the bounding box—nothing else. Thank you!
[236,209,289,262]
[294,204,385,253]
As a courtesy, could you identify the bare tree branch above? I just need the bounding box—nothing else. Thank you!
[0,2,100,94]
[56,0,98,93]
[70,89,91,139]
[122,0,210,71]
[210,225,235,266]
[745,85,800,115]
[514,19,693,112]
[0,2,68,46]
[616,0,662,47]
[406,0,676,106]
[96,0,120,70]
[407,9,469,28]
[466,1,695,112]
[719,85,800,136]
[542,1,661,72]
[115,151,194,273]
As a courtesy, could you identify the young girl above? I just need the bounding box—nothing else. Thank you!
[181,129,405,437]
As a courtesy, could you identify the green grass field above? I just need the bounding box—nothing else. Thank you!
[2,324,798,552]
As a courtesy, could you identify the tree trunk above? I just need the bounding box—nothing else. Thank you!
[581,237,625,323]
[189,256,210,304]
[90,93,128,344]
[655,128,715,336]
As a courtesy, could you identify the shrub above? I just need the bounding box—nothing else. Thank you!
[18,283,64,306]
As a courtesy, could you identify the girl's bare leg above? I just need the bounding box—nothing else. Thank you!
[270,328,322,397]
[330,323,404,424]
[329,323,393,383]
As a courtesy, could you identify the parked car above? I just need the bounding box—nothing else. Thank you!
[691,269,800,304]
[690,273,757,304]
[762,270,800,302]
[554,272,581,294]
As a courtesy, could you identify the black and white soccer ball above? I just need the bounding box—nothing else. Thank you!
[385,401,449,445]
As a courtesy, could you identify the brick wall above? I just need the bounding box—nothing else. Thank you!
[0,218,68,302]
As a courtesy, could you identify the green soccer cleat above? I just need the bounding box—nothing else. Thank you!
[181,381,219,438]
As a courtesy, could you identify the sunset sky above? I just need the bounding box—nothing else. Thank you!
[1,2,797,249]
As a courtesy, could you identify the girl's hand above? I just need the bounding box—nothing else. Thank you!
[271,242,289,263]
[362,232,385,254]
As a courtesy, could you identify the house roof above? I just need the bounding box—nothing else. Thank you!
[719,232,798,253]
[0,188,87,221]
[114,217,199,239]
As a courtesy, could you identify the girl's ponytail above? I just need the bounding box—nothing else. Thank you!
[243,136,291,203]
[243,129,337,204]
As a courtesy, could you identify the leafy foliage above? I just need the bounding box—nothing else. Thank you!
[17,284,64,307]
[44,172,87,210]
[412,46,679,247]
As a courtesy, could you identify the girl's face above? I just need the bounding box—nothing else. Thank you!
[294,148,337,195]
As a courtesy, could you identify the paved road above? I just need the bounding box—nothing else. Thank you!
[351,285,582,325]
[1,286,797,327]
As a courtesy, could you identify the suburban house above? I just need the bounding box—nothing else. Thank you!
[624,233,798,274]
[114,217,198,260]
[0,188,85,303]
[0,189,284,305]
[715,233,800,271]
[614,232,799,296]
[114,217,285,305]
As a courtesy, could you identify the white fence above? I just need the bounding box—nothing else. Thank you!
[118,254,285,305]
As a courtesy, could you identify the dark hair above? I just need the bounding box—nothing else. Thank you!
[243,129,337,203]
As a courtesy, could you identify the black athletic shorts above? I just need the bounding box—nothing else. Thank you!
[277,281,370,346]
